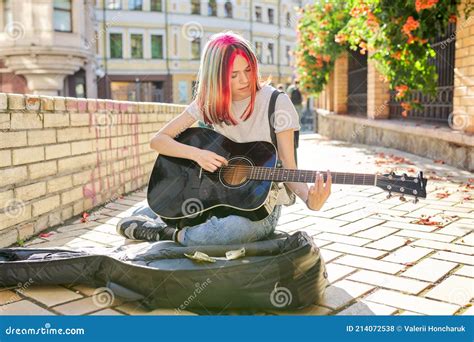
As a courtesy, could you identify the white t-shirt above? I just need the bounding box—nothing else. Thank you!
[185,84,301,144]
[185,84,301,206]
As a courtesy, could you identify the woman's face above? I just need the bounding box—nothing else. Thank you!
[230,54,252,101]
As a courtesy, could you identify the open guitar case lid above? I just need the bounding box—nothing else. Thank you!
[0,230,328,312]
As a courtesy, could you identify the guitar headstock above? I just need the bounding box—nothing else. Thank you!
[376,171,428,202]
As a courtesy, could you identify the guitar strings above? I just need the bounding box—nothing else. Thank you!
[200,166,425,193]
[201,172,424,195]
[200,165,422,182]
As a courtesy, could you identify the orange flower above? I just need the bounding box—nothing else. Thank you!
[395,85,409,98]
[391,51,402,60]
[449,14,457,23]
[402,16,420,35]
[415,0,439,13]
[324,3,332,12]
[359,41,367,55]
[408,36,428,44]
[401,110,408,117]
[350,3,370,17]
[335,33,348,44]
[367,11,379,29]
[315,59,324,68]
[401,102,412,111]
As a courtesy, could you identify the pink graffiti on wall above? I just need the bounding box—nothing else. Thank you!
[83,104,142,205]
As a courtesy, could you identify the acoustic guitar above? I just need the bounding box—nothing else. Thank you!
[147,128,428,228]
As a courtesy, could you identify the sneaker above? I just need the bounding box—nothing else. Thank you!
[116,215,166,241]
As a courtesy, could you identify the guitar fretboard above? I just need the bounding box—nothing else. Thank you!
[249,167,377,186]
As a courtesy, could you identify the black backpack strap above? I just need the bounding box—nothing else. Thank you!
[268,89,282,150]
[268,89,298,166]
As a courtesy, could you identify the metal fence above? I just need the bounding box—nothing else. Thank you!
[347,48,368,116]
[389,23,456,124]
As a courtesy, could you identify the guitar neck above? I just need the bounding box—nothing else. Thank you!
[249,167,377,186]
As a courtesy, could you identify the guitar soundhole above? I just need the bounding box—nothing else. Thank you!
[219,157,252,188]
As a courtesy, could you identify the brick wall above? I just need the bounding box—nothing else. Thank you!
[453,0,474,133]
[0,93,184,246]
[367,52,390,120]
[333,53,348,114]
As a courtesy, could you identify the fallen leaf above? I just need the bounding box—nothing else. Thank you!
[81,212,90,223]
[39,232,54,238]
[434,159,445,164]
[435,191,451,199]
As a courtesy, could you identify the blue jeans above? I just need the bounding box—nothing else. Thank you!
[134,205,282,247]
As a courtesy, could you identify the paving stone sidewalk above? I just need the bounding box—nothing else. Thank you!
[0,134,472,316]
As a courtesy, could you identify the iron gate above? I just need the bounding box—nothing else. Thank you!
[347,48,368,116]
[389,23,456,123]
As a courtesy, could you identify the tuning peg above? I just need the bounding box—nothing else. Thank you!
[412,197,419,204]
[399,196,406,202]
[386,192,392,199]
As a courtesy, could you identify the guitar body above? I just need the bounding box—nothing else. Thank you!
[147,128,428,229]
[147,128,278,228]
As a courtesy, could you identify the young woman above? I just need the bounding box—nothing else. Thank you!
[117,31,331,246]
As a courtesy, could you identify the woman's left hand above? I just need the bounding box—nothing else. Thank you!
[306,171,332,211]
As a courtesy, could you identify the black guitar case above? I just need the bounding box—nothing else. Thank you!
[0,231,328,312]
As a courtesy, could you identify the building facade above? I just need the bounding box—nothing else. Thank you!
[0,0,98,97]
[95,0,302,104]
[0,0,301,103]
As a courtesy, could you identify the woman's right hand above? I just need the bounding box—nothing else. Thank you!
[194,149,228,172]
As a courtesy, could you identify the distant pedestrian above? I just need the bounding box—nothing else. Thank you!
[286,80,303,148]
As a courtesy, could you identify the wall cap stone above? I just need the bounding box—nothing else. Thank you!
[319,111,474,147]
[0,92,187,113]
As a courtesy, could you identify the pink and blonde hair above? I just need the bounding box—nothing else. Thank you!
[193,31,270,125]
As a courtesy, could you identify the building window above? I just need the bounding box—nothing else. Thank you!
[150,0,162,11]
[151,34,163,59]
[3,0,12,27]
[106,0,121,9]
[131,34,143,58]
[208,0,217,16]
[255,42,262,63]
[110,33,123,58]
[53,0,72,32]
[191,0,200,14]
[286,12,291,27]
[128,0,142,10]
[192,38,201,59]
[224,1,233,18]
[286,45,291,65]
[255,6,262,22]
[267,43,274,64]
[268,8,274,24]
